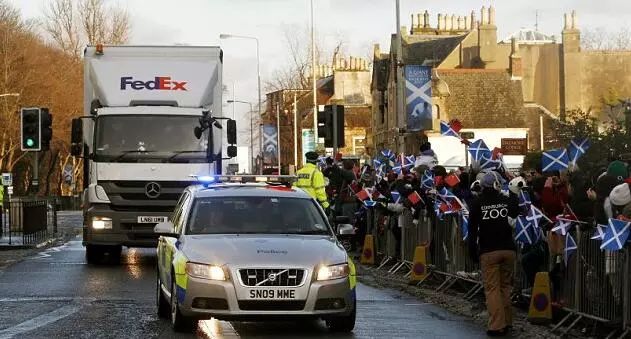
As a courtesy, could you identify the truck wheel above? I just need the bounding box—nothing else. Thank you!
[85,245,103,264]
[325,300,356,333]
[156,272,170,319]
[171,275,195,332]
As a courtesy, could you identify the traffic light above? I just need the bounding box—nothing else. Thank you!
[21,108,41,151]
[40,108,53,151]
[318,105,345,148]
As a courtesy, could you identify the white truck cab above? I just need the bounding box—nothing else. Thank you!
[71,45,235,263]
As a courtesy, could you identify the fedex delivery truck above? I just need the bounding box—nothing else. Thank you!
[70,45,235,263]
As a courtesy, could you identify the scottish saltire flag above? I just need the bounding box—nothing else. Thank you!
[405,65,432,131]
[551,218,575,236]
[568,138,591,164]
[391,191,401,204]
[468,139,491,162]
[533,226,544,243]
[434,200,443,219]
[381,149,395,160]
[364,200,378,208]
[440,121,460,138]
[591,224,608,240]
[438,187,457,200]
[392,162,402,174]
[479,154,501,171]
[600,218,631,251]
[421,170,434,189]
[373,158,383,168]
[461,214,469,241]
[402,155,415,169]
[515,216,533,245]
[542,149,569,172]
[527,205,550,228]
[519,191,532,209]
[564,233,577,265]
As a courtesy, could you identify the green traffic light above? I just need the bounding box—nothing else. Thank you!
[26,138,34,147]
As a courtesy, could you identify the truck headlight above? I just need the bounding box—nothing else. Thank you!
[317,263,349,281]
[186,263,226,281]
[92,217,112,230]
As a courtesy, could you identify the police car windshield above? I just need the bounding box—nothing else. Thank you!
[94,115,208,162]
[186,197,332,236]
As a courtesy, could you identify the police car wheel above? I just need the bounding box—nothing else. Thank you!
[156,272,170,319]
[85,244,103,264]
[170,274,195,332]
[325,299,356,333]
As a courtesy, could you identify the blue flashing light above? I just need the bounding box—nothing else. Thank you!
[198,176,216,183]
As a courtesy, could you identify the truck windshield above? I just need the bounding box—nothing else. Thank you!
[186,197,332,236]
[94,115,207,162]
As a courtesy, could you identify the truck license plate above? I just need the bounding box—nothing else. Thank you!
[138,216,167,224]
[248,289,296,299]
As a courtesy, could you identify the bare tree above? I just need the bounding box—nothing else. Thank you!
[582,27,631,51]
[42,0,131,57]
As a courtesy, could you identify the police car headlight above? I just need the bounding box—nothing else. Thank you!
[91,217,112,230]
[186,263,226,281]
[317,263,349,281]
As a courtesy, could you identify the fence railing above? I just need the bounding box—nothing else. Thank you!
[367,205,631,338]
[0,197,58,246]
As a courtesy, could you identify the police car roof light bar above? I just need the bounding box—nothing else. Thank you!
[190,175,297,187]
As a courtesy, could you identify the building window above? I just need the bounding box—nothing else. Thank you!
[432,104,440,120]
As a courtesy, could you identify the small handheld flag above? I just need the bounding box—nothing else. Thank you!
[600,218,631,251]
[564,233,577,265]
[460,214,469,241]
[468,139,491,162]
[568,138,590,164]
[440,121,461,138]
[551,217,575,236]
[408,191,424,205]
[391,191,401,204]
[422,170,434,189]
[591,224,607,240]
[519,191,532,209]
[515,216,533,245]
[542,149,569,172]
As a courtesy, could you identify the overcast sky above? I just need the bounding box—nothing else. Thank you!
[9,0,631,143]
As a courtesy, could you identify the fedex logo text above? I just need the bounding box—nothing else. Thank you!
[120,76,187,91]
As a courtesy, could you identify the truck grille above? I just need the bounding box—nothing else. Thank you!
[239,268,305,287]
[99,181,194,208]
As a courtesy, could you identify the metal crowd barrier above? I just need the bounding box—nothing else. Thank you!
[0,197,58,246]
[366,203,631,337]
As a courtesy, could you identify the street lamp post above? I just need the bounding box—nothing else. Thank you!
[227,99,254,173]
[220,34,262,174]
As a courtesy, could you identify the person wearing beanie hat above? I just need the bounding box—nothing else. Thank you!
[468,171,519,336]
[607,160,629,182]
[294,151,330,210]
[610,183,631,207]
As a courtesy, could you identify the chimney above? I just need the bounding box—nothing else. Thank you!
[571,10,578,29]
[470,10,476,29]
[564,13,570,30]
[481,6,488,25]
[410,14,415,34]
[373,43,381,59]
[489,6,496,25]
[465,15,471,30]
[478,6,498,64]
[458,16,465,30]
[417,13,423,30]
[437,14,443,31]
[445,14,452,31]
[510,37,522,80]
[451,14,457,31]
[424,10,430,28]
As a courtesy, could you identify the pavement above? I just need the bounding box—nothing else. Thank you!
[0,212,489,338]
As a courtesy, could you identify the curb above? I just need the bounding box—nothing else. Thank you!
[0,236,61,251]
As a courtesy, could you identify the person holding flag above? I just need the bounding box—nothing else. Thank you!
[468,172,519,337]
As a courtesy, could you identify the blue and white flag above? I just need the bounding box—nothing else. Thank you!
[591,224,608,241]
[392,162,402,174]
[527,205,550,229]
[403,155,416,169]
[461,214,469,241]
[600,218,631,251]
[519,191,532,209]
[381,149,395,160]
[568,138,591,164]
[434,200,443,219]
[438,187,457,201]
[551,218,575,236]
[364,200,378,208]
[515,216,533,245]
[391,191,401,204]
[564,233,577,265]
[468,139,491,162]
[542,149,569,172]
[479,154,501,171]
[405,65,432,131]
[440,121,460,138]
[373,158,383,168]
[421,170,434,189]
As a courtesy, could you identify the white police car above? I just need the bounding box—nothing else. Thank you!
[155,175,357,332]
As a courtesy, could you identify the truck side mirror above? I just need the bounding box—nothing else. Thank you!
[227,145,237,158]
[70,118,83,157]
[227,119,237,145]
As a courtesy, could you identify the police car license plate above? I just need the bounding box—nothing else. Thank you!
[248,289,296,299]
[139,216,167,224]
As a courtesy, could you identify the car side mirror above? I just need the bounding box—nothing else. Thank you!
[154,221,178,237]
[338,224,354,236]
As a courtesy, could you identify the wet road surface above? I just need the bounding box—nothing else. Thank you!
[0,213,486,338]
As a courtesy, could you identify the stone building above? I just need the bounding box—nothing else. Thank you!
[371,7,631,154]
[262,54,372,171]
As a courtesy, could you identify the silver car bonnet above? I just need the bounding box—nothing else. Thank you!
[181,234,348,268]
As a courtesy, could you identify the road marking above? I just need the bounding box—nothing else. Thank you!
[0,304,81,338]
